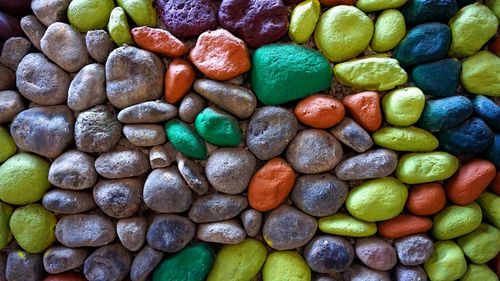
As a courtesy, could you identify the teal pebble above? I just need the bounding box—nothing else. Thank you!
[485,135,500,169]
[402,0,458,26]
[194,107,242,147]
[417,96,473,132]
[165,119,207,160]
[473,95,500,131]
[411,58,461,97]
[438,117,494,156]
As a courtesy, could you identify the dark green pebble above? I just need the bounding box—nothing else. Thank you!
[485,135,500,169]
[411,58,461,97]
[403,0,458,26]
[473,96,500,131]
[438,117,494,156]
[417,96,473,132]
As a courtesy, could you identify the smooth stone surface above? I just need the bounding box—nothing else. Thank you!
[0,90,25,123]
[394,234,434,266]
[143,167,192,213]
[31,0,69,26]
[83,244,131,281]
[146,214,195,252]
[371,9,406,52]
[460,51,500,97]
[93,178,142,218]
[67,63,106,112]
[42,189,96,214]
[402,0,458,26]
[355,237,397,271]
[461,264,499,281]
[20,15,46,51]
[10,204,56,253]
[288,0,321,44]
[411,58,461,97]
[474,95,500,130]
[95,150,150,179]
[48,150,96,190]
[130,246,163,281]
[197,220,246,244]
[457,223,500,264]
[417,96,473,132]
[194,107,242,146]
[330,117,373,153]
[396,152,459,184]
[438,117,494,155]
[305,235,354,273]
[432,202,483,240]
[75,105,122,153]
[177,156,209,195]
[123,124,166,147]
[86,30,115,63]
[382,87,425,126]
[43,246,87,274]
[424,241,467,281]
[55,214,116,247]
[6,251,43,281]
[189,194,248,223]
[117,217,147,252]
[262,251,311,281]
[240,209,262,237]
[334,149,398,180]
[179,93,206,123]
[164,119,207,159]
[373,126,439,152]
[118,101,177,124]
[319,213,377,237]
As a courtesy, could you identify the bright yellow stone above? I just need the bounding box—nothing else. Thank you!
[373,126,439,152]
[356,0,408,12]
[371,9,406,52]
[289,0,321,44]
[108,7,133,46]
[424,241,467,281]
[461,51,500,97]
[382,87,425,126]
[116,0,156,27]
[263,251,311,281]
[318,213,377,237]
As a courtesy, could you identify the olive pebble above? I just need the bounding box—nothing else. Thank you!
[304,235,355,273]
[355,237,397,271]
[394,234,434,266]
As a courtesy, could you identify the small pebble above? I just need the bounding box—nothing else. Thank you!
[84,243,131,281]
[342,91,382,132]
[461,50,500,97]
[457,223,500,264]
[130,246,164,281]
[371,9,406,52]
[31,0,69,26]
[0,37,31,71]
[446,159,496,205]
[189,194,247,223]
[432,202,483,240]
[179,93,206,123]
[330,117,373,153]
[149,145,172,169]
[117,217,147,252]
[0,64,15,91]
[0,90,25,123]
[20,15,46,51]
[164,119,207,159]
[319,213,377,237]
[93,178,142,218]
[355,237,397,271]
[95,150,150,179]
[55,214,116,247]
[85,30,115,63]
[146,214,196,252]
[42,189,96,214]
[423,241,467,281]
[262,251,311,281]
[48,150,97,190]
[67,63,106,112]
[75,105,122,153]
[197,219,246,244]
[411,58,461,97]
[382,87,425,126]
[342,263,391,281]
[164,58,195,104]
[294,95,345,129]
[123,124,166,147]
[334,149,398,181]
[10,204,56,253]
[177,156,209,195]
[394,265,427,281]
[156,0,217,37]
[240,209,262,237]
[373,126,439,152]
[394,234,434,266]
[43,246,87,274]
[305,235,354,273]
[132,26,188,58]
[6,250,43,281]
[143,167,192,213]
[194,107,242,147]
[396,152,459,184]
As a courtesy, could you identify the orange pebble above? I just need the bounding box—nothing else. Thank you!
[489,37,500,56]
[248,158,296,212]
[294,95,345,129]
[319,0,356,6]
[489,172,500,196]
[445,159,496,205]
[378,214,433,239]
[342,91,382,132]
[406,182,446,216]
[164,58,196,104]
[43,273,87,281]
[131,26,188,58]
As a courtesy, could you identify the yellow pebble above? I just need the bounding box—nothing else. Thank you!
[371,9,406,52]
[289,0,321,44]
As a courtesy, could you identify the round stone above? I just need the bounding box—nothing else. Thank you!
[294,95,345,129]
[240,209,262,237]
[0,90,25,123]
[417,96,473,132]
[123,124,166,147]
[143,167,192,213]
[402,0,458,26]
[10,204,56,253]
[305,235,355,273]
[394,234,434,266]
[343,263,391,281]
[156,0,217,37]
[411,58,462,97]
[382,87,425,126]
[146,214,195,252]
[67,63,106,112]
[461,51,500,97]
[355,237,397,271]
[371,9,406,52]
[396,152,459,184]
[31,0,69,26]
[48,150,97,190]
[194,107,242,147]
[438,117,494,156]
[84,244,131,281]
[93,178,142,218]
[85,30,115,64]
[189,194,248,223]
[117,217,147,252]
[55,214,116,247]
[330,117,373,153]
[179,93,206,123]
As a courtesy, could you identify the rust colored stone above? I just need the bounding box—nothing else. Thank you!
[164,58,196,104]
[131,26,188,58]
[342,91,382,132]
[378,214,433,239]
[406,182,446,216]
[294,94,345,129]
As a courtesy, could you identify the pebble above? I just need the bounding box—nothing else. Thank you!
[458,223,500,264]
[189,194,247,223]
[262,251,311,281]
[10,204,56,253]
[164,119,207,159]
[197,220,246,244]
[85,30,115,63]
[342,91,382,132]
[0,37,31,71]
[116,0,156,27]
[334,149,398,181]
[31,0,69,26]
[438,117,494,155]
[356,0,407,12]
[334,57,407,91]
[6,250,43,281]
[446,159,496,205]
[291,173,348,217]
[418,96,473,132]
[96,150,149,179]
[130,246,163,281]
[373,126,438,152]
[20,15,46,51]
[371,9,406,52]
[402,0,458,26]
[382,87,425,126]
[195,107,242,146]
[179,93,206,123]
[218,0,288,48]
[411,58,461,97]
[117,217,147,252]
[108,7,133,46]
[84,243,131,281]
[474,95,500,130]
[106,46,164,109]
[343,263,391,281]
[0,127,15,162]
[93,178,142,218]
[118,100,177,124]
[43,273,87,281]
[248,157,296,212]
[246,106,298,160]
[0,202,12,250]
[0,153,50,205]
[478,192,500,229]
[67,64,106,112]
[48,150,97,190]
[461,264,499,281]
[288,0,321,44]
[42,189,96,214]
[146,214,196,252]
[164,59,195,104]
[394,265,427,281]
[314,5,373,62]
[123,124,166,147]
[423,241,467,281]
[294,95,345,129]
[487,135,500,169]
[55,214,116,247]
[132,26,188,58]
[330,117,373,153]
[143,167,192,213]
[43,246,87,274]
[16,53,70,105]
[263,205,317,250]
[394,234,434,266]
[396,152,459,184]
[432,202,483,240]
[67,0,114,32]
[251,44,333,105]
[75,105,122,153]
[305,235,354,273]
[407,182,446,216]
[355,237,397,271]
[460,50,500,97]
[319,213,377,237]
[205,148,256,194]
[0,90,25,123]
[240,209,262,237]
[379,214,433,239]
[0,64,15,91]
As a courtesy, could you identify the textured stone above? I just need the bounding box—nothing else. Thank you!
[43,246,87,274]
[146,214,195,252]
[130,246,164,281]
[20,15,46,51]
[460,51,500,97]
[48,150,96,190]
[0,37,31,71]
[55,214,116,247]
[118,101,177,124]
[85,30,115,63]
[93,178,142,218]
[305,235,355,273]
[0,91,24,123]
[197,220,246,244]
[143,167,192,213]
[334,149,398,180]
[67,63,106,112]
[330,117,373,153]
[117,217,147,252]
[84,244,131,281]
[189,194,248,223]
[42,189,96,214]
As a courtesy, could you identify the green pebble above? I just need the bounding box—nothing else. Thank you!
[0,202,13,250]
[207,239,267,281]
[395,152,459,184]
[346,177,408,222]
[314,5,373,62]
[461,51,500,97]
[371,9,406,52]
[333,57,407,91]
[432,203,483,240]
[382,87,425,126]
[165,119,207,160]
[0,126,16,163]
[486,0,500,21]
[424,241,467,281]
[318,213,377,237]
[0,153,50,205]
[460,264,499,281]
[449,3,498,58]
[457,223,500,264]
[194,107,242,147]
[9,204,56,254]
[289,0,321,44]
[263,251,311,281]
[356,0,408,12]
[477,191,500,229]
[108,7,133,46]
[67,0,114,32]
[116,0,156,27]
[373,126,439,152]
[153,243,215,281]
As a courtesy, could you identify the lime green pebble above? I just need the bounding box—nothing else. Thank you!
[116,0,156,27]
[108,7,133,46]
[165,119,207,160]
[67,0,114,32]
[373,126,439,152]
[0,126,16,163]
[333,57,407,91]
[461,51,500,97]
[432,202,483,240]
[314,6,374,62]
[194,107,242,147]
[356,0,408,12]
[424,241,467,281]
[0,202,13,250]
[486,0,500,21]
[346,177,408,222]
[0,153,51,205]
[318,213,377,237]
[371,9,406,52]
[263,251,311,281]
[382,87,425,126]
[460,264,499,281]
[10,204,57,254]
[457,223,500,264]
[477,191,500,229]
[289,0,321,44]
[395,152,459,184]
[207,239,267,281]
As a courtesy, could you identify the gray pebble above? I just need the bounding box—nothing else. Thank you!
[0,37,31,71]
[75,105,122,153]
[123,124,166,147]
[205,148,256,194]
[149,145,173,169]
[143,167,192,213]
[334,149,398,181]
[355,237,397,271]
[86,30,115,63]
[118,100,178,124]
[0,64,15,91]
[84,243,131,281]
[48,150,97,190]
[31,0,69,26]
[117,217,147,252]
[67,63,106,112]
[343,263,391,281]
[16,53,70,105]
[394,265,427,281]
[42,189,96,214]
[331,117,373,153]
[241,209,262,237]
[43,246,87,274]
[177,156,209,195]
[93,178,143,218]
[246,106,298,160]
[10,105,74,158]
[55,214,116,247]
[20,15,46,51]
[197,219,246,244]
[291,173,348,217]
[146,214,196,252]
[130,245,164,281]
[179,93,206,123]
[286,129,343,174]
[305,235,355,273]
[263,204,317,250]
[95,150,150,179]
[194,78,257,119]
[0,90,25,123]
[394,234,434,266]
[6,251,43,281]
[189,193,248,223]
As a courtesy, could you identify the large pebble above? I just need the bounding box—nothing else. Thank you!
[55,214,116,247]
[164,119,207,159]
[189,194,248,223]
[446,159,496,205]
[177,156,209,195]
[305,235,354,273]
[85,30,115,63]
[197,220,246,244]
[402,0,458,26]
[396,152,459,184]
[330,117,373,153]
[0,90,25,123]
[343,263,391,281]
[84,243,131,281]
[67,0,114,32]
[6,251,43,281]
[132,26,188,58]
[43,246,87,274]
[31,0,69,26]
[379,214,432,239]
[474,95,500,130]
[458,223,500,264]
[144,167,192,213]
[371,9,406,52]
[460,50,500,97]
[241,209,262,237]
[288,0,321,44]
[411,58,461,97]
[478,191,500,229]
[334,149,398,180]
[179,93,206,123]
[438,117,494,155]
[95,150,150,179]
[75,105,122,153]
[48,150,96,190]
[382,87,425,126]
[117,217,147,252]
[373,126,438,152]
[262,251,311,281]
[130,246,163,281]
[319,213,377,237]
[356,0,407,11]
[394,234,433,266]
[118,101,177,124]
[355,237,397,271]
[20,15,46,51]
[10,204,56,253]
[146,214,195,252]
[67,64,106,112]
[123,124,166,147]
[42,189,96,214]
[1,37,31,71]
[195,107,242,146]
[423,241,467,281]
[417,96,473,132]
[394,265,428,281]
[432,202,482,240]
[93,178,142,218]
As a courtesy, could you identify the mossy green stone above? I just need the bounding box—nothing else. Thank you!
[318,213,377,237]
[0,126,16,163]
[382,87,425,126]
[346,177,408,222]
[477,191,500,229]
[461,51,500,97]
[194,107,242,147]
[263,251,311,281]
[373,126,439,152]
[333,57,407,91]
[457,223,500,264]
[432,203,482,240]
[0,202,13,250]
[10,204,56,253]
[395,152,459,184]
[486,0,500,21]
[67,0,114,32]
[371,9,406,52]
[460,264,499,281]
[289,0,321,44]
[356,0,408,12]
[0,153,50,205]
[207,239,267,281]
[108,7,133,46]
[250,44,333,105]
[424,241,467,281]
[116,0,156,27]
[153,243,215,281]
[165,119,207,160]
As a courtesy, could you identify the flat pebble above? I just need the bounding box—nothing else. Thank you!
[10,204,56,253]
[457,223,500,264]
[179,93,206,123]
[432,202,482,240]
[164,119,207,159]
[31,0,69,26]
[194,107,242,146]
[85,30,115,63]
[48,150,96,190]
[0,90,25,123]
[130,246,164,281]
[461,50,500,97]
[446,159,496,205]
[55,214,116,247]
[75,105,122,153]
[20,15,46,51]
[411,58,461,97]
[131,26,188,58]
[394,265,427,281]
[288,0,321,44]
[402,0,457,26]
[305,235,354,273]
[143,167,192,213]
[146,214,195,252]
[342,91,382,132]
[240,209,262,237]
[67,64,106,112]
[262,251,311,281]
[123,124,166,147]
[378,214,432,239]
[424,241,467,281]
[6,251,43,281]
[319,213,377,237]
[197,220,246,244]
[294,95,345,129]
[95,150,150,179]
[343,263,391,281]
[330,117,373,153]
[474,95,500,130]
[355,237,397,271]
[438,117,494,155]
[93,178,142,217]
[117,217,147,252]
[417,96,473,132]
[189,194,247,223]
[43,246,87,274]
[396,152,459,184]
[394,234,433,266]
[164,59,195,104]
[42,189,96,214]
[371,9,406,52]
[373,126,438,152]
[156,0,217,37]
[0,37,31,71]
[382,87,425,126]
[84,243,131,281]
[334,149,398,180]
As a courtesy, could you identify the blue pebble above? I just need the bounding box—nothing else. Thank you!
[417,96,473,132]
[473,96,500,131]
[411,58,461,97]
[485,135,500,169]
[439,117,494,155]
[403,0,458,26]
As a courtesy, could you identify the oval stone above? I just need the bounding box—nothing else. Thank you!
[417,96,473,132]
[457,223,500,264]
[189,194,248,223]
[438,117,494,155]
[460,51,500,97]
[165,119,207,160]
[319,213,377,237]
[334,149,398,180]
[48,150,97,190]
[305,235,354,273]
[130,246,164,281]
[197,220,246,245]
[371,9,406,52]
[288,0,321,44]
[55,214,116,247]
[396,152,459,184]
[146,214,195,252]
[411,58,461,97]
[194,107,242,147]
[356,0,407,12]
[42,189,96,214]
[144,167,192,214]
[67,63,106,112]
[117,101,178,124]
[382,87,425,126]
[84,243,131,281]
[423,241,467,281]
[477,191,500,229]
[355,237,397,271]
[432,202,482,240]
[93,178,142,218]
[373,126,439,152]
[95,150,150,179]
[10,204,56,253]
[43,246,87,274]
[473,95,500,130]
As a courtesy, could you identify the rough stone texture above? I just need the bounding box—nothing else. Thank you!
[146,214,196,252]
[86,30,115,63]
[43,246,87,274]
[179,93,206,123]
[67,63,106,112]
[241,209,262,237]
[197,220,246,244]
[42,189,96,214]
[156,0,218,37]
[394,265,428,281]
[0,37,31,70]
[343,263,391,281]
[84,243,131,281]
[55,214,116,247]
[0,90,25,123]
[334,149,398,180]
[117,217,147,252]
[355,237,398,271]
[130,246,164,281]
[6,251,43,281]
[304,235,355,273]
[95,150,150,179]
[20,15,46,51]
[143,167,192,213]
[177,156,209,195]
[93,178,143,218]
[31,0,69,26]
[48,150,97,190]
[118,101,178,124]
[189,194,248,223]
[123,124,166,147]
[149,145,173,169]
[394,234,434,266]
[0,64,15,91]
[331,117,373,153]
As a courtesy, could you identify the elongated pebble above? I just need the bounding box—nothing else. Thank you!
[319,213,377,237]
[396,152,459,184]
[373,126,438,152]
